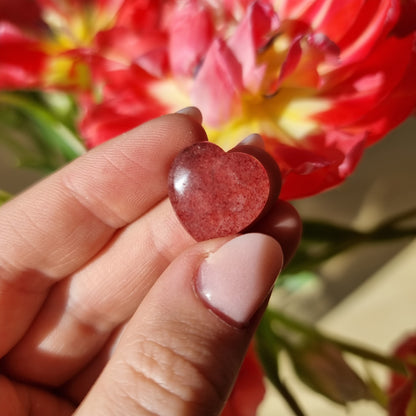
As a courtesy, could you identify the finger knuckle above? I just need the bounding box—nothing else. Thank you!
[118,333,223,415]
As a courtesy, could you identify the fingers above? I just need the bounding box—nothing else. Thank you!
[0,112,205,277]
[2,129,301,389]
[0,111,206,357]
[75,233,283,416]
[3,199,194,385]
[251,199,302,267]
[0,376,74,416]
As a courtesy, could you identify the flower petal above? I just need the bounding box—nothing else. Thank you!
[315,34,415,131]
[0,23,46,88]
[168,1,215,76]
[336,0,400,63]
[392,0,416,37]
[266,130,367,199]
[79,66,167,146]
[221,343,266,416]
[228,1,280,92]
[192,38,243,126]
[0,0,45,33]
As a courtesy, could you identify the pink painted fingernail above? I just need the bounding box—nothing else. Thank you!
[176,107,203,124]
[238,133,265,148]
[195,233,283,327]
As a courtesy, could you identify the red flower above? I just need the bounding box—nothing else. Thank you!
[0,0,45,33]
[1,0,416,199]
[388,334,416,416]
[221,343,266,416]
[0,23,47,88]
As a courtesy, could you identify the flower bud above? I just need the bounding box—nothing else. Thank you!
[289,341,371,404]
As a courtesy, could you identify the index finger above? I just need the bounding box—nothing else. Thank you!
[0,111,206,355]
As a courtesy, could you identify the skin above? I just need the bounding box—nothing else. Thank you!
[0,109,297,415]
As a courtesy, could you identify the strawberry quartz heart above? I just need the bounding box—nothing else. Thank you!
[168,141,281,241]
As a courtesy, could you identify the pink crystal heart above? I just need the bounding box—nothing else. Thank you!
[168,142,281,241]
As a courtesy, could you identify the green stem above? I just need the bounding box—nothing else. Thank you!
[273,377,307,416]
[285,237,358,274]
[256,315,308,416]
[369,227,416,241]
[266,309,406,374]
[287,211,416,274]
[0,92,86,161]
[375,207,416,230]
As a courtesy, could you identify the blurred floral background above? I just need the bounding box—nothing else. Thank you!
[1,0,416,415]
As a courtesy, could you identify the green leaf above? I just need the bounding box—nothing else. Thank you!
[0,92,86,167]
[288,340,371,405]
[277,270,319,291]
[266,308,406,374]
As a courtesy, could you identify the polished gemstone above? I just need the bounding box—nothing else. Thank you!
[168,142,281,241]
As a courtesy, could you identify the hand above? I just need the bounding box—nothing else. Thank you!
[0,109,291,415]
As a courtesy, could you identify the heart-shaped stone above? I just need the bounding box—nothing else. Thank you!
[168,141,281,241]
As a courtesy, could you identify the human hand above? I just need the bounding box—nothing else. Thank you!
[0,109,298,415]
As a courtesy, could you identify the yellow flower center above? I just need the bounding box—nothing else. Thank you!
[206,34,331,149]
[43,5,115,51]
[150,31,331,150]
[206,90,329,150]
[40,4,117,89]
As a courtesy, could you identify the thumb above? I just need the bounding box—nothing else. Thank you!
[75,233,283,416]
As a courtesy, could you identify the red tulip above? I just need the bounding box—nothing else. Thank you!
[1,0,415,200]
[0,23,47,88]
[0,0,44,33]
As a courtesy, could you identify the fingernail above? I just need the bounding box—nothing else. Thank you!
[238,133,265,148]
[176,106,203,124]
[195,233,283,327]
